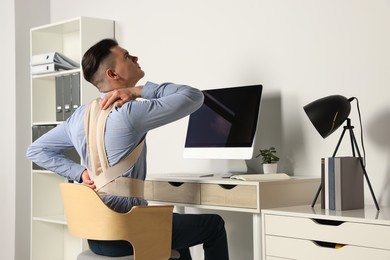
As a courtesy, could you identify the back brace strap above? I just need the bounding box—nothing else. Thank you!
[84,98,145,198]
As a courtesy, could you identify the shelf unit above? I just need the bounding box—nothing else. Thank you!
[30,17,114,260]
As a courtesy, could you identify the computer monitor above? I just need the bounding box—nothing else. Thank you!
[183,84,263,160]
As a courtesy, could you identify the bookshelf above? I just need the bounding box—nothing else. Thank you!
[30,17,114,260]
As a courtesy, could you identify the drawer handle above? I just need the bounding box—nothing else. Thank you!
[312,219,344,226]
[218,184,237,190]
[168,182,184,187]
[313,241,346,249]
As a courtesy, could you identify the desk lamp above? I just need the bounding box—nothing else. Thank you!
[303,95,380,210]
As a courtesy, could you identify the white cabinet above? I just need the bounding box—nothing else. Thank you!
[30,17,114,260]
[262,205,390,260]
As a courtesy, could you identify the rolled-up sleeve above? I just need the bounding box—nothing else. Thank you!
[125,81,204,132]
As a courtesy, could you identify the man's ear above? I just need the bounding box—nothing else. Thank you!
[106,68,118,79]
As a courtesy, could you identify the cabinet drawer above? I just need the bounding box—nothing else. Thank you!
[264,214,390,250]
[265,235,390,260]
[201,183,257,209]
[152,181,200,204]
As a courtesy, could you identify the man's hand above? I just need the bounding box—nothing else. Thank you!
[100,86,143,110]
[81,169,96,189]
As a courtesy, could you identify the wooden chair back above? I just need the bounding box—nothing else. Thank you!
[60,183,174,260]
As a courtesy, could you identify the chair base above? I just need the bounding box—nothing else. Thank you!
[78,249,180,260]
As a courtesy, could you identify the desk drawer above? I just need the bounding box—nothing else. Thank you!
[264,214,390,250]
[152,181,200,204]
[265,235,390,260]
[201,183,257,209]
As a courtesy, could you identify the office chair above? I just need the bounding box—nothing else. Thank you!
[60,183,180,260]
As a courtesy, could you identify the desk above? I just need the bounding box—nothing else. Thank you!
[145,175,320,260]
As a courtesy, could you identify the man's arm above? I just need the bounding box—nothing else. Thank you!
[98,82,204,133]
[26,123,86,182]
[131,82,204,132]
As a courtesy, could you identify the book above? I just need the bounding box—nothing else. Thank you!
[31,52,79,68]
[334,157,364,210]
[230,173,290,181]
[324,157,364,210]
[328,157,336,210]
[323,157,330,209]
[31,62,76,75]
[320,158,325,209]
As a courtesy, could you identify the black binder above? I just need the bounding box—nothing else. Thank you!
[55,73,80,121]
[71,73,80,114]
[55,76,64,121]
[63,75,72,120]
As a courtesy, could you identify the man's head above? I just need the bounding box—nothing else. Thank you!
[82,38,144,92]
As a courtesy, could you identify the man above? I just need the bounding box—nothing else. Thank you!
[27,38,229,259]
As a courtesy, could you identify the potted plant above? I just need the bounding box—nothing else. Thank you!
[255,147,280,174]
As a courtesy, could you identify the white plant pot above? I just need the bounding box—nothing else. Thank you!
[263,163,278,174]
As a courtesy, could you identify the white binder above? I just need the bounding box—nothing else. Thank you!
[31,62,76,75]
[30,52,79,67]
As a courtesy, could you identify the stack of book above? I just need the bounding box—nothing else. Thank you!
[31,52,79,75]
[321,157,364,210]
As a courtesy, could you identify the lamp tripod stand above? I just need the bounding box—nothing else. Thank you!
[311,118,380,211]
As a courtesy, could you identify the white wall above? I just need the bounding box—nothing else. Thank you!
[1,1,16,259]
[49,0,390,196]
[8,0,387,259]
[14,1,50,259]
[48,0,390,258]
[1,1,50,259]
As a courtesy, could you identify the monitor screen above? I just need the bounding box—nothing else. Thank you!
[183,84,263,159]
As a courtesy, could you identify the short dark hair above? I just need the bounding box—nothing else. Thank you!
[82,38,118,85]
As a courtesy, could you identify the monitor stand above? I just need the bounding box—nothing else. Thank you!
[217,160,248,178]
[227,159,249,174]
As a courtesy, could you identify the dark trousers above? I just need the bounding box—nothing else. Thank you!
[88,213,229,260]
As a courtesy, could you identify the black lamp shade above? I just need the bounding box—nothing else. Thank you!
[304,95,351,138]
